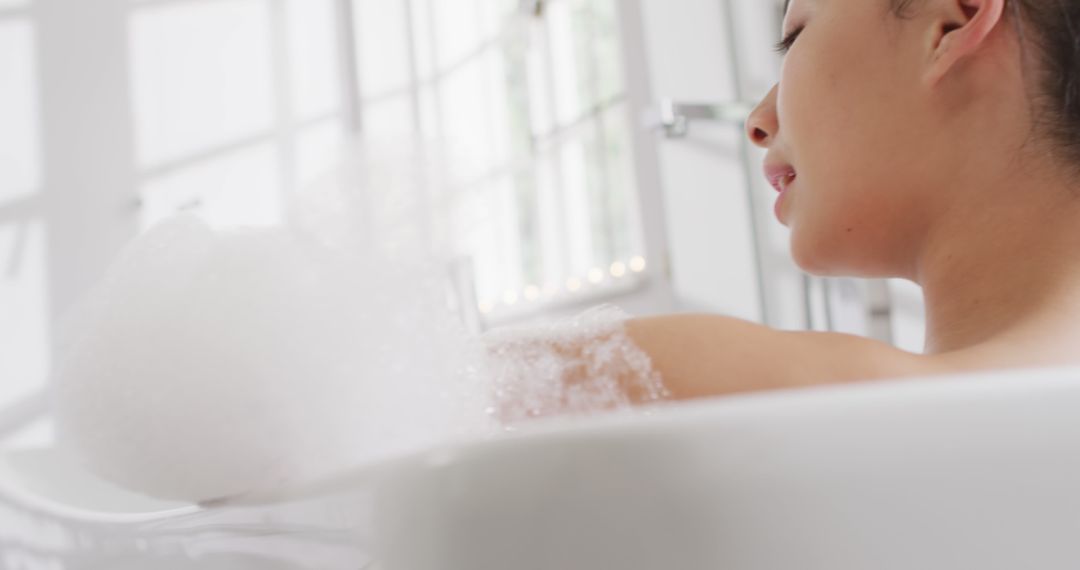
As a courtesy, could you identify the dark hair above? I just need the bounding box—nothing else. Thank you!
[891,0,1080,167]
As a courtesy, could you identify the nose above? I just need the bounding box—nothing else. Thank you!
[746,84,779,148]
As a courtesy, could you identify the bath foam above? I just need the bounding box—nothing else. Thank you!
[53,214,492,504]
[482,306,671,425]
[51,141,671,505]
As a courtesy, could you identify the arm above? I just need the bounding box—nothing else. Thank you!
[483,310,932,424]
[625,314,931,401]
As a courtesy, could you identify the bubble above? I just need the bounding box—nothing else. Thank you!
[51,138,669,504]
[480,305,670,426]
[53,211,493,503]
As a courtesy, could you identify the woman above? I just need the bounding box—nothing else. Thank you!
[615,0,1080,402]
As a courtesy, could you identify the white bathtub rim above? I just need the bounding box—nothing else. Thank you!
[228,363,1080,506]
[2,363,1078,523]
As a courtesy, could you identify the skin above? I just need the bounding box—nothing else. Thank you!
[622,0,1080,401]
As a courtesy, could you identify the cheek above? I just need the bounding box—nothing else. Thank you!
[779,34,924,208]
[780,57,927,274]
[780,48,887,171]
[777,23,941,277]
[777,57,866,226]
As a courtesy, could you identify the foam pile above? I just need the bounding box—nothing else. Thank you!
[52,141,670,505]
[54,214,491,503]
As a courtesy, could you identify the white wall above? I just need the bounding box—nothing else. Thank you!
[633,0,801,327]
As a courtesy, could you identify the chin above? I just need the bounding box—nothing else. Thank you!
[788,222,881,278]
[788,221,830,275]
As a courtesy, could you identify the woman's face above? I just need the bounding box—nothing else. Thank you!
[749,0,950,278]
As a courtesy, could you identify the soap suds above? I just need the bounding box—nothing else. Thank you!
[54,215,491,503]
[52,141,669,503]
[481,305,670,425]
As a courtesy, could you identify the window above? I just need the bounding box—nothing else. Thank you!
[0,14,39,204]
[130,0,347,231]
[0,1,50,421]
[350,0,648,322]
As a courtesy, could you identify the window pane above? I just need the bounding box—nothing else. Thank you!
[139,143,283,231]
[546,0,585,127]
[484,48,512,161]
[524,25,554,137]
[0,221,49,410]
[353,0,411,98]
[416,84,440,141]
[430,0,484,70]
[491,176,524,297]
[130,0,275,167]
[294,121,344,190]
[501,36,533,159]
[411,0,435,81]
[456,176,526,305]
[546,0,623,126]
[597,103,642,263]
[286,0,341,119]
[453,183,502,305]
[511,166,541,288]
[363,96,414,139]
[535,150,567,287]
[477,0,514,38]
[558,136,593,277]
[439,50,509,183]
[590,0,625,104]
[0,20,40,203]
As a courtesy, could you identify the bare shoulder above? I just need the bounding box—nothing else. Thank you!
[626,313,939,401]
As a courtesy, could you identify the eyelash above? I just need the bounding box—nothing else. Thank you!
[774,26,804,55]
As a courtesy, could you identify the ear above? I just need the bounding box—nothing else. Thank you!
[925,0,1006,86]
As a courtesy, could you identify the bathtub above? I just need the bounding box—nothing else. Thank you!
[2,365,1080,569]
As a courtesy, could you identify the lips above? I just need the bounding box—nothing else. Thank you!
[763,162,796,223]
[763,164,796,193]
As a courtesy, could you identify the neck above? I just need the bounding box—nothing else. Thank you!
[916,162,1080,357]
